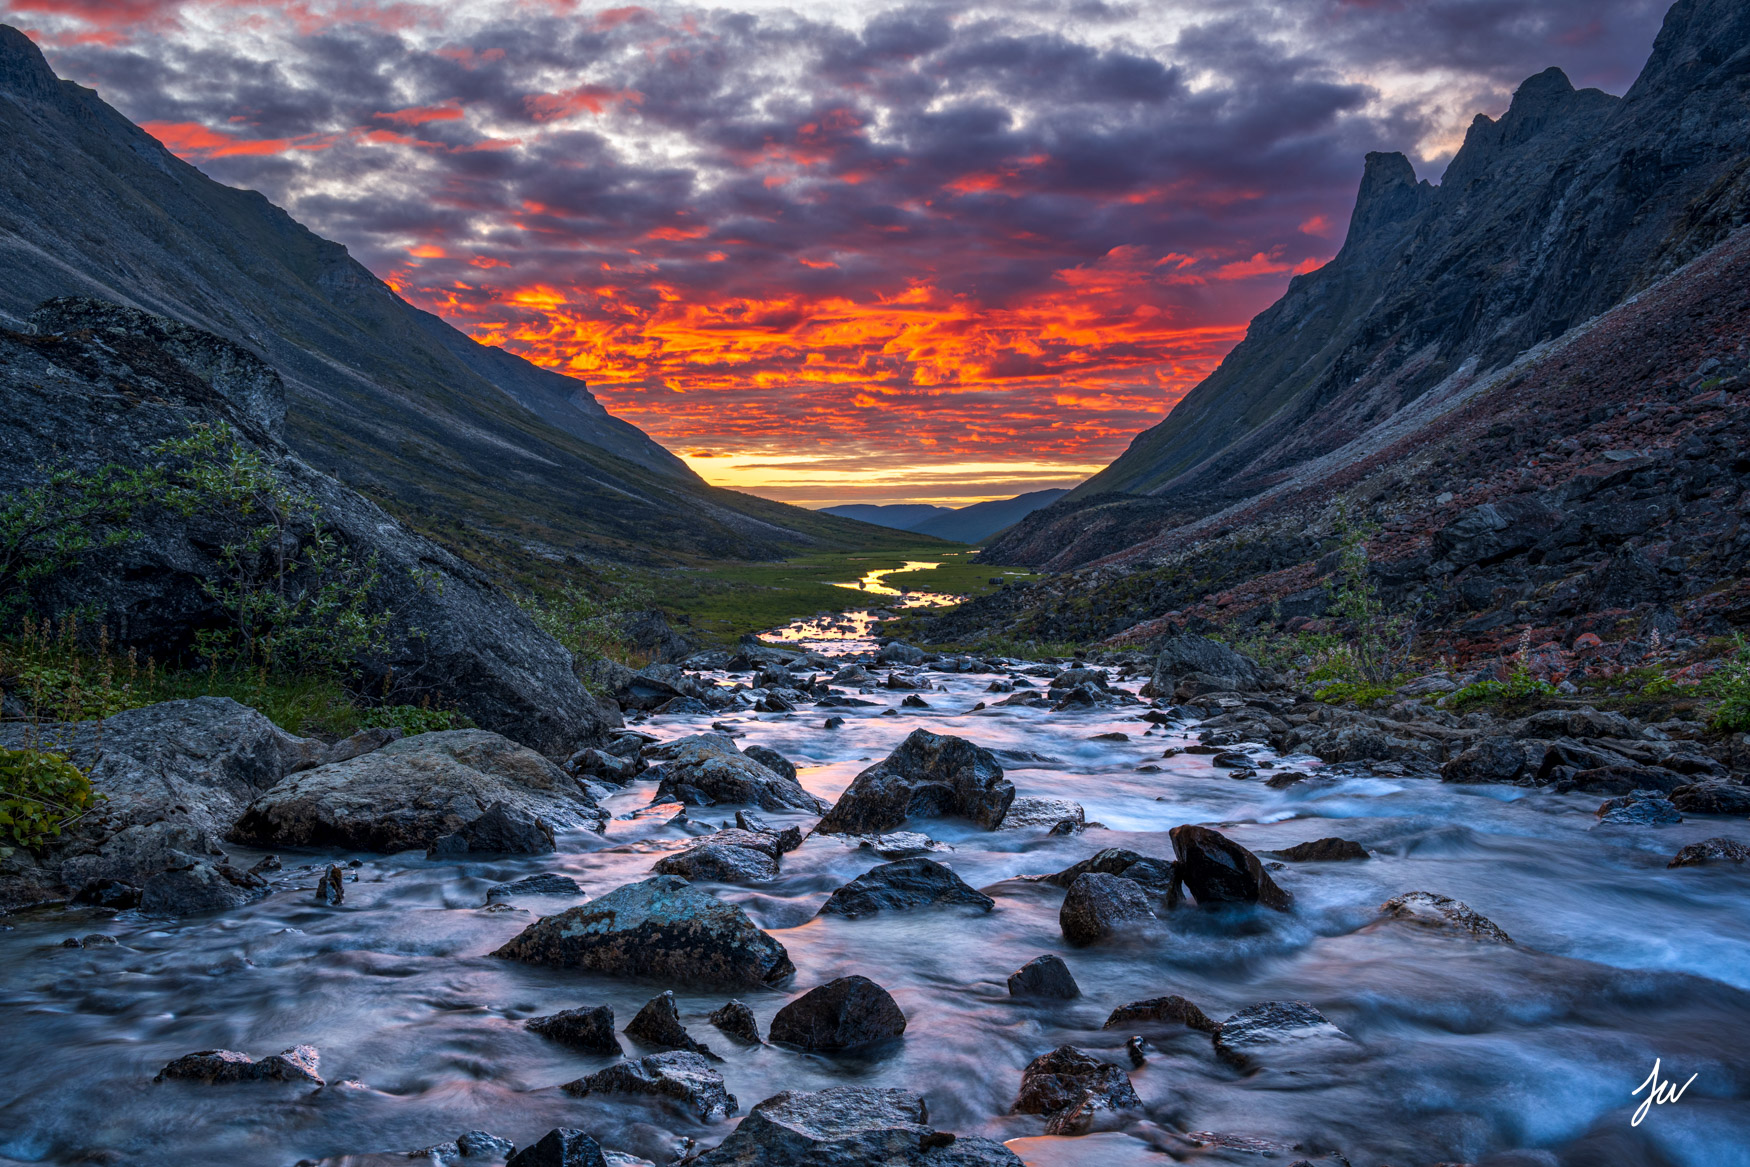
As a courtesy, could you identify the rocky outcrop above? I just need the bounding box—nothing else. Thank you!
[1012,1046,1140,1118]
[690,1086,1023,1166]
[154,1045,323,1086]
[1045,848,1175,890]
[647,735,828,814]
[491,875,795,988]
[230,730,604,852]
[427,801,556,857]
[1377,891,1513,942]
[561,1051,737,1122]
[625,991,716,1057]
[1103,995,1218,1034]
[1669,837,1750,867]
[1213,1002,1351,1065]
[526,1005,621,1054]
[139,859,268,916]
[814,730,1014,836]
[1169,825,1292,911]
[505,1130,608,1167]
[1059,873,1157,944]
[817,858,994,918]
[768,976,907,1052]
[1140,636,1268,698]
[652,829,784,883]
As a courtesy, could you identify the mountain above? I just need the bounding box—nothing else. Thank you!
[821,489,1068,543]
[0,25,880,566]
[987,0,1750,572]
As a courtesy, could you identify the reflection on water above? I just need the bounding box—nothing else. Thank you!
[2,608,1749,1167]
[832,560,962,608]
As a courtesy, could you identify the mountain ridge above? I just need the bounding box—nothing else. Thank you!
[821,489,1068,544]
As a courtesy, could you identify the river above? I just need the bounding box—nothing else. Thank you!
[1,600,1747,1166]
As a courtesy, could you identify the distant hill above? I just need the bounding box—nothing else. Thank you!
[821,489,1068,543]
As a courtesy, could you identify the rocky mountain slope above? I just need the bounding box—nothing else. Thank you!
[822,489,1068,544]
[0,25,877,565]
[989,0,1750,573]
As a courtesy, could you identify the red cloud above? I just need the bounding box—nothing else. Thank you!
[523,83,640,121]
[373,102,463,126]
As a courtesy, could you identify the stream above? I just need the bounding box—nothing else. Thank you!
[2,599,1748,1166]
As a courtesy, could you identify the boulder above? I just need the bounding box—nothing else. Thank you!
[1433,496,1564,570]
[653,830,782,883]
[994,797,1085,833]
[488,873,582,900]
[505,1129,607,1167]
[817,858,994,919]
[1169,825,1292,911]
[855,832,948,860]
[315,864,345,905]
[138,860,268,916]
[1440,737,1534,784]
[491,875,795,988]
[1102,995,1217,1034]
[1556,765,1689,795]
[877,642,925,665]
[648,735,828,814]
[1669,781,1750,816]
[428,801,556,857]
[1059,873,1157,945]
[625,991,715,1057]
[1012,1046,1140,1117]
[526,1005,621,1055]
[1668,837,1750,868]
[567,747,642,785]
[1213,1002,1350,1064]
[1044,848,1172,889]
[1007,955,1079,999]
[230,730,604,853]
[1271,837,1368,862]
[768,976,907,1052]
[708,1001,762,1044]
[814,730,1014,836]
[741,745,797,782]
[1377,891,1512,942]
[154,1045,322,1085]
[562,1051,737,1122]
[1596,791,1683,825]
[690,1086,1022,1166]
[1140,636,1266,698]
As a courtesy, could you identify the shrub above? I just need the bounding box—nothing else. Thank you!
[1448,667,1559,710]
[523,578,652,672]
[1705,635,1750,732]
[359,704,474,736]
[1312,681,1395,707]
[0,747,100,849]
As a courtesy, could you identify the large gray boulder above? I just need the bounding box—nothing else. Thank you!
[492,874,795,988]
[229,730,604,852]
[1059,873,1157,944]
[692,1086,1022,1166]
[648,735,828,814]
[768,976,907,1051]
[0,300,614,756]
[653,829,784,883]
[817,858,994,919]
[562,1051,737,1122]
[814,731,1014,836]
[1139,635,1267,698]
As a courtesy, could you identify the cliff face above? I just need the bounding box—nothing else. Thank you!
[0,26,870,563]
[989,0,1750,571]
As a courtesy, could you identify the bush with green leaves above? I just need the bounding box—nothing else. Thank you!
[1448,665,1560,710]
[524,577,653,671]
[1313,509,1417,687]
[1705,635,1750,732]
[359,704,474,736]
[0,747,100,849]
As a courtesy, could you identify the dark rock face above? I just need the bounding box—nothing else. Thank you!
[428,801,556,857]
[1045,848,1173,888]
[562,1051,737,1122]
[1441,737,1536,784]
[1377,891,1513,942]
[1169,825,1292,911]
[231,731,604,853]
[652,829,782,883]
[1012,1046,1140,1117]
[742,745,797,782]
[315,865,345,905]
[488,873,582,900]
[1102,995,1218,1034]
[1007,955,1079,999]
[154,1045,323,1086]
[648,735,828,814]
[526,1006,621,1055]
[1214,1002,1350,1064]
[1059,873,1157,944]
[814,730,1014,836]
[691,1086,1023,1166]
[491,875,795,988]
[1670,781,1750,815]
[1558,765,1690,795]
[1669,837,1750,868]
[138,860,267,916]
[817,858,994,919]
[768,976,907,1051]
[1596,790,1683,825]
[708,1001,761,1044]
[1140,636,1266,698]
[625,991,715,1057]
[505,1129,607,1167]
[993,797,1085,833]
[1272,837,1369,862]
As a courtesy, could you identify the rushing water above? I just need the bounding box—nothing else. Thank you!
[3,612,1749,1167]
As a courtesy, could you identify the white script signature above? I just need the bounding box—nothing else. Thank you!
[1631,1058,1697,1126]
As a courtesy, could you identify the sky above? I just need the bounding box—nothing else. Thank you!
[4,0,1668,507]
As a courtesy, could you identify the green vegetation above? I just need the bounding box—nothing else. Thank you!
[1311,681,1396,707]
[1704,634,1750,732]
[1314,510,1416,689]
[1447,666,1561,710]
[0,746,100,849]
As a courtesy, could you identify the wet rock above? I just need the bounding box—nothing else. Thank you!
[155,1045,323,1086]
[428,801,556,858]
[316,864,346,905]
[1213,1002,1350,1064]
[1050,667,1108,690]
[1271,837,1369,862]
[526,1005,621,1055]
[818,858,994,919]
[1140,636,1267,699]
[487,873,582,900]
[1102,995,1218,1034]
[1377,891,1513,942]
[82,933,119,946]
[456,1131,518,1160]
[708,1000,761,1044]
[1012,1046,1140,1116]
[995,797,1085,833]
[231,731,604,853]
[1596,791,1683,825]
[823,717,845,730]
[653,830,782,883]
[1210,751,1252,769]
[815,730,1014,836]
[492,875,795,988]
[1440,737,1534,784]
[740,745,795,783]
[855,832,947,860]
[690,1085,1022,1166]
[1007,955,1079,999]
[138,860,268,916]
[625,990,715,1057]
[72,878,142,909]
[248,854,282,875]
[647,735,828,815]
[1168,825,1292,911]
[1045,848,1171,888]
[567,747,642,785]
[768,975,907,1051]
[504,1129,606,1167]
[1556,764,1689,795]
[733,810,803,854]
[877,642,925,666]
[1669,837,1750,868]
[562,1051,737,1122]
[1669,780,1750,816]
[1059,873,1157,945]
[901,694,932,709]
